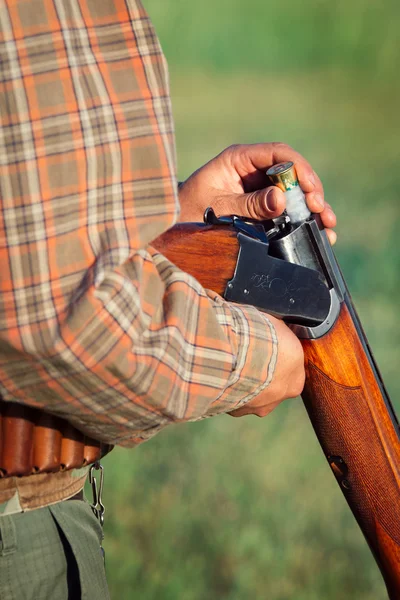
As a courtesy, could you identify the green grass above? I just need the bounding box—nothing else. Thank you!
[101,3,400,598]
[103,404,387,599]
[145,0,400,78]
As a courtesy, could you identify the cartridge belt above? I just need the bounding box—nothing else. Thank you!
[0,399,112,479]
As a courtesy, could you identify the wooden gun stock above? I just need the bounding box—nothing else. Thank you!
[302,299,400,598]
[153,222,400,599]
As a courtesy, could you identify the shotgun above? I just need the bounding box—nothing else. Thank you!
[153,162,400,599]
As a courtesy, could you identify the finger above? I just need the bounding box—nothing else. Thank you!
[306,191,326,214]
[311,169,324,196]
[326,229,337,245]
[229,401,278,418]
[229,404,272,418]
[302,170,325,213]
[312,198,337,228]
[230,144,327,216]
[231,143,317,193]
[303,170,337,229]
[320,205,337,229]
[229,406,249,418]
[212,186,286,220]
[271,143,320,197]
[306,192,336,223]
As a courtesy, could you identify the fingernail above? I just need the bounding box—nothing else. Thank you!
[329,230,337,246]
[314,193,324,209]
[266,191,277,212]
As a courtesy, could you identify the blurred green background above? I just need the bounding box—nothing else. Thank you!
[101,2,400,598]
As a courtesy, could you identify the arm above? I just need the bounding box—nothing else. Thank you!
[0,3,300,451]
[0,139,324,472]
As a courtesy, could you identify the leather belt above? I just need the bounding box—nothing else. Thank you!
[66,489,85,502]
[0,399,112,478]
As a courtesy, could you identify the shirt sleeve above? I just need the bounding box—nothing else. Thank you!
[0,241,278,447]
[0,0,278,447]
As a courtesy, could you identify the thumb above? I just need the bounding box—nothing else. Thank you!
[213,186,286,220]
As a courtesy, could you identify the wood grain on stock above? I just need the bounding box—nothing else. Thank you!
[301,302,400,599]
[153,223,239,294]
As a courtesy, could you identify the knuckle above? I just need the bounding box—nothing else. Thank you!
[286,329,303,357]
[226,143,241,158]
[256,406,274,418]
[244,192,261,219]
[288,340,305,397]
[290,368,306,398]
[229,410,242,418]
[274,324,305,397]
[273,141,292,152]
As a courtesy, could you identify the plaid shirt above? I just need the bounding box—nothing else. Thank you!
[0,0,277,511]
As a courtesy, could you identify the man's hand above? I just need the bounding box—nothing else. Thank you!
[229,314,305,418]
[178,143,337,245]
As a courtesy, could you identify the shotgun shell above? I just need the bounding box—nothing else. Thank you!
[267,161,311,224]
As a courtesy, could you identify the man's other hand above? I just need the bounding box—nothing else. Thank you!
[229,314,305,418]
[178,143,337,245]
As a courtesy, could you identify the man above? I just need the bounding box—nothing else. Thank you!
[0,1,336,598]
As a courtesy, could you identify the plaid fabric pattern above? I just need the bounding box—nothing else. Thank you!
[0,0,278,460]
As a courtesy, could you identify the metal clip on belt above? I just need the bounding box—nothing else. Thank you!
[89,461,105,526]
[0,400,112,478]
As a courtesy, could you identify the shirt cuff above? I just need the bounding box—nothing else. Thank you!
[203,292,278,417]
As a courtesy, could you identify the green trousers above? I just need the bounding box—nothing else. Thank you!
[0,499,110,600]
